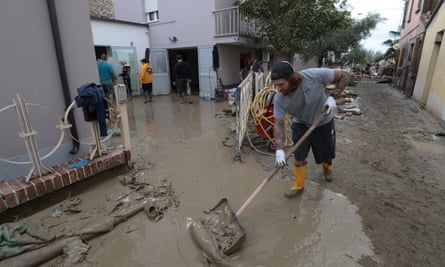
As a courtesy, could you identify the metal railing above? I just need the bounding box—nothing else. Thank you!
[214,6,260,38]
[0,84,131,183]
[234,71,271,160]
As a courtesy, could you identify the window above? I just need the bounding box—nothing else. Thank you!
[145,0,159,23]
[147,11,159,22]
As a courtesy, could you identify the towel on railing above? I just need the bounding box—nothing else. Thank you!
[75,83,108,136]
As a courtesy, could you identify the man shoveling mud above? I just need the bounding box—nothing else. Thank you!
[271,61,350,197]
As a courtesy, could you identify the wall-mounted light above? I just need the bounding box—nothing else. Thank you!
[169,36,177,42]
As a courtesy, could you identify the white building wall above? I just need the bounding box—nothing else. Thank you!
[0,0,99,179]
[113,0,145,23]
[412,2,445,121]
[0,0,97,154]
[144,0,158,11]
[218,45,256,86]
[90,20,149,65]
[149,0,214,48]
[147,0,266,89]
[214,0,236,9]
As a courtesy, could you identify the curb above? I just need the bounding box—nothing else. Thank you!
[0,148,131,213]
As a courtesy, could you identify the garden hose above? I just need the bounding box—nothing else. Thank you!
[247,86,293,156]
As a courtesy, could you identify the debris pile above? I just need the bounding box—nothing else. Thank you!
[0,158,180,266]
[325,84,362,119]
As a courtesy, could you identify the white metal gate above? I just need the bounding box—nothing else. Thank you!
[198,46,217,98]
[151,48,171,95]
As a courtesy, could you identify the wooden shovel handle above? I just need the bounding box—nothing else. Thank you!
[236,108,328,217]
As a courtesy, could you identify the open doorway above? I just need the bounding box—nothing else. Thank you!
[94,46,109,60]
[168,48,199,95]
[95,46,140,96]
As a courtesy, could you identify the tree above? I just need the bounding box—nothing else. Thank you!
[340,45,368,66]
[382,30,400,62]
[306,13,382,66]
[238,0,382,66]
[238,0,351,56]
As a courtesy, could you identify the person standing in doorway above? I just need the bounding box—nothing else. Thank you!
[271,61,350,198]
[119,60,132,99]
[248,55,263,73]
[97,54,117,98]
[140,58,153,103]
[173,54,192,103]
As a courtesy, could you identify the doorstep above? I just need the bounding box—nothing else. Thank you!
[0,147,131,214]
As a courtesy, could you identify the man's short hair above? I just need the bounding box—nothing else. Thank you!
[176,54,183,60]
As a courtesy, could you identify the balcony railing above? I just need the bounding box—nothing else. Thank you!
[214,6,260,38]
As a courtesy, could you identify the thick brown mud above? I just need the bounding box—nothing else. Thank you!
[1,81,445,266]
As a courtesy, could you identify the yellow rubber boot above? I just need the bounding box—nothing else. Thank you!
[322,162,333,182]
[285,162,307,198]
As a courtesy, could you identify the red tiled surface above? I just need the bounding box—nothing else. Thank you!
[0,148,131,213]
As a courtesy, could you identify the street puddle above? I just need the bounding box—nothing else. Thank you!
[288,187,375,266]
[282,189,374,266]
[224,182,375,266]
[405,136,445,189]
[409,139,445,155]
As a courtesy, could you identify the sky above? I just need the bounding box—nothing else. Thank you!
[345,0,406,53]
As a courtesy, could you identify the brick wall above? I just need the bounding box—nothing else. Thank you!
[0,148,131,213]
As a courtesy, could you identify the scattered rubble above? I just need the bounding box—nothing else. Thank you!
[0,157,180,266]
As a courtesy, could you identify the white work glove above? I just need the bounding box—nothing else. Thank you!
[324,96,337,114]
[275,149,286,168]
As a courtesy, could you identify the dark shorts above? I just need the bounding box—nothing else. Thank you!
[291,119,336,164]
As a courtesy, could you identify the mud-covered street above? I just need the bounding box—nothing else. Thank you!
[1,79,444,267]
[330,80,445,267]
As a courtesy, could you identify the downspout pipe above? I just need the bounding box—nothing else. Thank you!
[47,0,79,154]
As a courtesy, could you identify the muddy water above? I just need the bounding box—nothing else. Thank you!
[48,95,374,266]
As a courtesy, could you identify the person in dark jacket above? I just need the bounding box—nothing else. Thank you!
[119,60,132,99]
[173,54,191,103]
[248,55,263,73]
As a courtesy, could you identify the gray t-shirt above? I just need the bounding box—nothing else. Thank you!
[274,68,334,126]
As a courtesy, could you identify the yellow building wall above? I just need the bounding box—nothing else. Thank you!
[413,3,445,121]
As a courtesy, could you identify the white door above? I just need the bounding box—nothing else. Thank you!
[111,46,139,95]
[198,46,217,98]
[151,48,171,95]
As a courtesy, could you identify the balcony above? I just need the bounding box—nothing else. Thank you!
[213,6,259,38]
